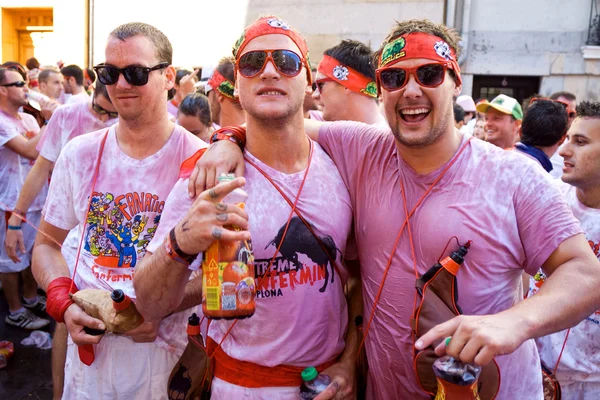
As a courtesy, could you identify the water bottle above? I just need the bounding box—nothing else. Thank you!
[202,173,255,319]
[433,355,482,400]
[299,367,331,399]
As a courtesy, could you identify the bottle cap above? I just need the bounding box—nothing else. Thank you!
[188,313,200,326]
[111,289,125,303]
[301,366,318,382]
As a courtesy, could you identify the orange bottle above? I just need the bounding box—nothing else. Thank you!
[433,356,481,400]
[202,174,255,319]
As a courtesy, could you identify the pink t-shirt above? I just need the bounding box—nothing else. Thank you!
[318,122,583,400]
[148,142,353,370]
[167,100,178,120]
[43,124,205,352]
[0,111,46,211]
[531,182,600,398]
[37,101,116,162]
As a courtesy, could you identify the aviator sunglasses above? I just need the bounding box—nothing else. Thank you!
[93,62,169,86]
[377,62,449,92]
[237,50,304,78]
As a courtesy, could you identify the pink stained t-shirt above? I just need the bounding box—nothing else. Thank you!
[43,124,205,352]
[37,101,117,163]
[318,122,583,400]
[0,111,46,211]
[148,141,353,373]
[531,182,600,399]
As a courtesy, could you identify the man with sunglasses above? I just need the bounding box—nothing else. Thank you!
[31,22,205,399]
[5,80,117,399]
[205,56,246,129]
[134,16,357,400]
[0,67,51,331]
[192,19,600,400]
[312,39,385,125]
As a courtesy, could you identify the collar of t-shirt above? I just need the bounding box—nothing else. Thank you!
[514,142,552,173]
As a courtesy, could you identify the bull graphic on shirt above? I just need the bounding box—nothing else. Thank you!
[265,216,341,293]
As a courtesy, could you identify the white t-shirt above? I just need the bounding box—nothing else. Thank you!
[0,111,47,211]
[37,101,116,163]
[43,124,205,351]
[66,90,90,105]
[530,182,600,398]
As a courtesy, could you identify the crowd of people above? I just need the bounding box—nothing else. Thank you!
[0,14,599,400]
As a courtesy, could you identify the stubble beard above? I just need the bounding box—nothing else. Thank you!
[390,109,451,149]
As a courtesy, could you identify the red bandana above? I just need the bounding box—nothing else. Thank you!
[207,70,235,99]
[317,55,377,98]
[377,32,461,86]
[232,16,312,84]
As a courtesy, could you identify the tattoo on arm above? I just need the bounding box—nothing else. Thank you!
[212,227,223,240]
[206,141,220,153]
[209,189,218,199]
[215,203,227,211]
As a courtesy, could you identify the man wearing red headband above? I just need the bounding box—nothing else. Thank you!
[191,19,600,399]
[313,40,385,125]
[134,16,357,399]
[206,56,245,129]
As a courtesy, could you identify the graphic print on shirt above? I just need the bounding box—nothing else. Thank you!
[83,191,163,271]
[254,216,341,299]
[20,130,37,166]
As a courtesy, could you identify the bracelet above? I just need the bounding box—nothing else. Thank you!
[210,126,247,151]
[7,225,22,230]
[46,277,79,323]
[165,228,199,265]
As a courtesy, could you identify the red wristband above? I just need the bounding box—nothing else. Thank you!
[46,277,79,323]
[210,126,247,150]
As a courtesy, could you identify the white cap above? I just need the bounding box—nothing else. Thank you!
[456,95,476,112]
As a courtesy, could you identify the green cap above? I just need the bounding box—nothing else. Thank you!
[301,367,318,381]
[476,94,523,120]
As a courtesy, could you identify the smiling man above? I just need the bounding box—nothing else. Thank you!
[134,16,358,400]
[31,22,204,399]
[193,19,600,399]
[477,94,523,149]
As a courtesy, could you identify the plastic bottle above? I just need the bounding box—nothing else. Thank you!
[202,174,255,319]
[299,367,331,399]
[432,355,482,400]
[0,341,14,369]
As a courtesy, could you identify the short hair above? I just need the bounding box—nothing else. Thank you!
[374,19,461,69]
[93,81,112,103]
[576,101,600,118]
[1,62,26,80]
[38,69,59,84]
[215,56,235,83]
[324,39,375,81]
[453,103,465,124]
[549,91,576,102]
[520,99,568,147]
[178,93,212,126]
[61,65,84,85]
[175,69,192,86]
[0,67,10,85]
[26,57,40,70]
[110,22,173,65]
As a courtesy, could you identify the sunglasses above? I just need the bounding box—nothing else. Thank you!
[93,62,169,86]
[313,77,334,93]
[92,99,118,119]
[377,62,448,92]
[1,81,26,88]
[529,97,576,119]
[238,50,304,78]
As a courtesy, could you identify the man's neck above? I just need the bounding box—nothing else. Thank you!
[245,111,309,174]
[395,127,463,175]
[539,143,560,159]
[71,85,84,95]
[115,112,174,160]
[0,102,20,118]
[576,186,600,209]
[345,97,384,125]
[220,104,246,127]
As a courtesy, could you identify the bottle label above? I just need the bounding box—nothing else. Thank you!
[434,378,480,400]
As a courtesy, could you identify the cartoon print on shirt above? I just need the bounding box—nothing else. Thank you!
[83,191,165,270]
[255,216,342,298]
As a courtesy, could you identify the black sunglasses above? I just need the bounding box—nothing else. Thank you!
[93,62,169,86]
[237,50,304,78]
[1,81,26,88]
[92,99,118,119]
[377,63,448,92]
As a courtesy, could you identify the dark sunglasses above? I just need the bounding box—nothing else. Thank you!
[238,49,304,78]
[1,81,26,88]
[377,63,448,92]
[93,62,169,86]
[92,99,118,119]
[529,97,576,119]
[313,77,334,93]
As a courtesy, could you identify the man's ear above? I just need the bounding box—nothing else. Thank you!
[164,65,176,91]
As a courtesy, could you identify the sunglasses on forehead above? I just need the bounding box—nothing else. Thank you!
[237,49,304,78]
[1,81,26,88]
[376,62,449,92]
[529,97,576,119]
[93,62,169,86]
